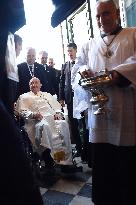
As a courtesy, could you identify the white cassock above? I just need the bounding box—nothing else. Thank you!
[71,27,136,146]
[16,91,72,165]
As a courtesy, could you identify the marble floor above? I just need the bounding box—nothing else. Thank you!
[40,159,93,205]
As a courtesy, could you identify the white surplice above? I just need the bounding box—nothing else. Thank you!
[72,27,136,146]
[16,91,72,164]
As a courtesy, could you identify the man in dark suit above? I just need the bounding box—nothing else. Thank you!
[39,51,57,95]
[17,47,48,96]
[48,57,61,99]
[59,43,82,156]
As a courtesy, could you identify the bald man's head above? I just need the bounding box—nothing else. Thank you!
[29,77,42,94]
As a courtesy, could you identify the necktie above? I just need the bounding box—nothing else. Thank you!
[28,65,34,77]
[29,65,33,72]
[43,64,46,70]
[71,61,75,66]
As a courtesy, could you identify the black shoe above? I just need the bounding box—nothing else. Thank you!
[41,148,55,168]
[81,154,88,163]
[88,162,92,168]
[33,152,41,164]
[80,146,89,162]
[35,166,57,188]
[61,165,83,173]
[40,165,56,176]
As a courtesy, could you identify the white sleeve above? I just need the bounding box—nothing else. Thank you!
[114,55,136,86]
[71,41,90,87]
[114,29,136,86]
[15,95,33,119]
[73,84,91,119]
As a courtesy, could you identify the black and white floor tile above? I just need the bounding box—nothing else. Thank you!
[40,162,93,205]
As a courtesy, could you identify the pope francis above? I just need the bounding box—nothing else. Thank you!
[16,77,72,165]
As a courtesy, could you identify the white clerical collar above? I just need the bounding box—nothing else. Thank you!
[30,91,41,96]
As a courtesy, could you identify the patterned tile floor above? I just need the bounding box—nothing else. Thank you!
[40,160,93,205]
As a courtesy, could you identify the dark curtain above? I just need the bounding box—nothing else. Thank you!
[0,0,26,33]
[0,0,26,113]
[51,0,86,27]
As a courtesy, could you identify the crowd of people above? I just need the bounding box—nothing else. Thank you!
[14,36,90,168]
[1,0,136,204]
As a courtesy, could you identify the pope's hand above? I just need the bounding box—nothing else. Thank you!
[54,112,64,120]
[59,100,65,107]
[33,112,43,121]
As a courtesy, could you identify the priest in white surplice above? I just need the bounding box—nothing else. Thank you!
[71,0,136,204]
[16,77,72,165]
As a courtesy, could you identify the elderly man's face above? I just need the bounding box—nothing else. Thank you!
[96,1,120,33]
[27,49,36,65]
[29,78,41,94]
[48,59,54,67]
[40,53,48,65]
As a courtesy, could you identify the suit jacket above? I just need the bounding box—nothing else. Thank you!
[55,69,61,98]
[59,61,73,104]
[17,62,48,97]
[42,64,58,95]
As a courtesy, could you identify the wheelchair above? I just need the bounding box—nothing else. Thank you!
[15,114,83,187]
